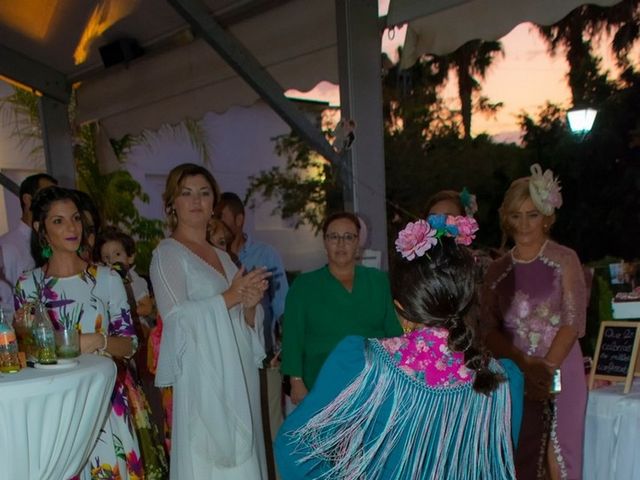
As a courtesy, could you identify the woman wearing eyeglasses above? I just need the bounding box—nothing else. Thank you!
[281,212,403,405]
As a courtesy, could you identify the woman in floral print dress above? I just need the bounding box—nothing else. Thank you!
[482,166,587,480]
[14,186,149,480]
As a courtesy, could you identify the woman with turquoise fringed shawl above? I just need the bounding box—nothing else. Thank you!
[275,215,521,479]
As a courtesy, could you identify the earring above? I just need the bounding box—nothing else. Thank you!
[41,244,52,259]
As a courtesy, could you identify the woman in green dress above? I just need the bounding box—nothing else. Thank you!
[281,212,402,405]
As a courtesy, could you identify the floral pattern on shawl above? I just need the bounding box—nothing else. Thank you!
[380,327,472,387]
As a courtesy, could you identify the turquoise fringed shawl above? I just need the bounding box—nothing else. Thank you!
[285,339,516,480]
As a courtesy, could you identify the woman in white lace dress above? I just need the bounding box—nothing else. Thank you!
[150,163,271,479]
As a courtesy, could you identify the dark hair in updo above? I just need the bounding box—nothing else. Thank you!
[30,186,89,267]
[391,237,503,394]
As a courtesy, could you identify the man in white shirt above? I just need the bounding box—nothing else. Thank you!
[0,173,57,299]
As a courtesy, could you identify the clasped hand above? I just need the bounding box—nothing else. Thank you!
[226,266,271,309]
[522,355,557,401]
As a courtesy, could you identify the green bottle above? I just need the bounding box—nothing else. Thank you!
[32,302,57,365]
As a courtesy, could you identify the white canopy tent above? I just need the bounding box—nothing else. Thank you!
[389,0,622,68]
[75,1,339,138]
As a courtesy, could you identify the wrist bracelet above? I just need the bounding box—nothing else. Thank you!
[98,332,108,353]
[291,376,303,382]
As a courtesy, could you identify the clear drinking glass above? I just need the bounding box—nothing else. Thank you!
[54,328,80,359]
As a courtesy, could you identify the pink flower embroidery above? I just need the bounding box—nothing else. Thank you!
[380,336,405,354]
[395,220,437,260]
[381,328,473,387]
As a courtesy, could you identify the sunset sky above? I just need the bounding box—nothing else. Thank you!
[287,11,633,143]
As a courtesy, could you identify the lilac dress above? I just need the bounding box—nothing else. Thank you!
[482,240,587,480]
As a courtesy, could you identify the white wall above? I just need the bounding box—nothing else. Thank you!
[123,101,326,273]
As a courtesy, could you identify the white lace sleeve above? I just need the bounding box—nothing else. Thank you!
[150,242,187,318]
[218,250,266,366]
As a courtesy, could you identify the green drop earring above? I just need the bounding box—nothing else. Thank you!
[41,244,53,259]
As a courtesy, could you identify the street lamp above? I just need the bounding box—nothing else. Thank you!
[567,108,598,134]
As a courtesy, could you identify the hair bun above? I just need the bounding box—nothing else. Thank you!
[447,318,473,352]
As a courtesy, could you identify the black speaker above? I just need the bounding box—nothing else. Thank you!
[99,38,144,68]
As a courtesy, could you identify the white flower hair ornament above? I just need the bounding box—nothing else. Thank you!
[528,163,563,216]
[395,214,479,261]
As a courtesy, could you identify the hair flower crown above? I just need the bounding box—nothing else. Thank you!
[395,214,479,261]
[528,163,562,216]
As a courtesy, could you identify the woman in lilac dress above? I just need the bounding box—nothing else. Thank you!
[482,164,587,480]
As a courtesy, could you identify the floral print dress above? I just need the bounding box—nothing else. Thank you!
[482,241,587,480]
[15,265,147,480]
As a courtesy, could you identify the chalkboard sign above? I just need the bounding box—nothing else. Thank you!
[589,321,640,393]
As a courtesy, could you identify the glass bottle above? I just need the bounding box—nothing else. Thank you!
[15,303,36,362]
[32,302,57,365]
[0,308,21,373]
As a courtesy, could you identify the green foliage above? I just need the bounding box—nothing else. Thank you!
[1,87,164,274]
[385,131,530,248]
[536,1,640,105]
[245,131,342,232]
[518,74,640,262]
[74,123,165,273]
[436,40,505,139]
[0,88,43,157]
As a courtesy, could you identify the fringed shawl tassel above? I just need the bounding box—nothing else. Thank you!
[286,340,516,480]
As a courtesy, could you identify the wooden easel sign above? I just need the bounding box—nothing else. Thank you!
[589,321,640,393]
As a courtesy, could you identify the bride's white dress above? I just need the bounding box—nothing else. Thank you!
[150,238,267,480]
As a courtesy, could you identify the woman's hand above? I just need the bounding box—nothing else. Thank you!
[521,355,555,401]
[241,282,268,310]
[224,267,271,309]
[13,307,27,328]
[80,333,105,354]
[290,377,308,405]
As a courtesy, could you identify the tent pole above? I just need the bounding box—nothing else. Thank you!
[336,0,389,268]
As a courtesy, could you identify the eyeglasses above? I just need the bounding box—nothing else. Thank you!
[325,232,358,244]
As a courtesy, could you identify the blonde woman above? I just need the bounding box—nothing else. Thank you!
[150,163,271,479]
[482,164,587,480]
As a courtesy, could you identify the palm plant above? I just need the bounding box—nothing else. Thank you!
[0,87,178,273]
[0,87,44,157]
[536,1,640,105]
[439,40,504,140]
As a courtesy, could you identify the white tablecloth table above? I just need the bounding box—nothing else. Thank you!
[0,354,116,480]
[584,382,640,480]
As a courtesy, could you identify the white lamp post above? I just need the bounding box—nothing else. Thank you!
[567,108,598,134]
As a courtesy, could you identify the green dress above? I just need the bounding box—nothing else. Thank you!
[281,265,402,389]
